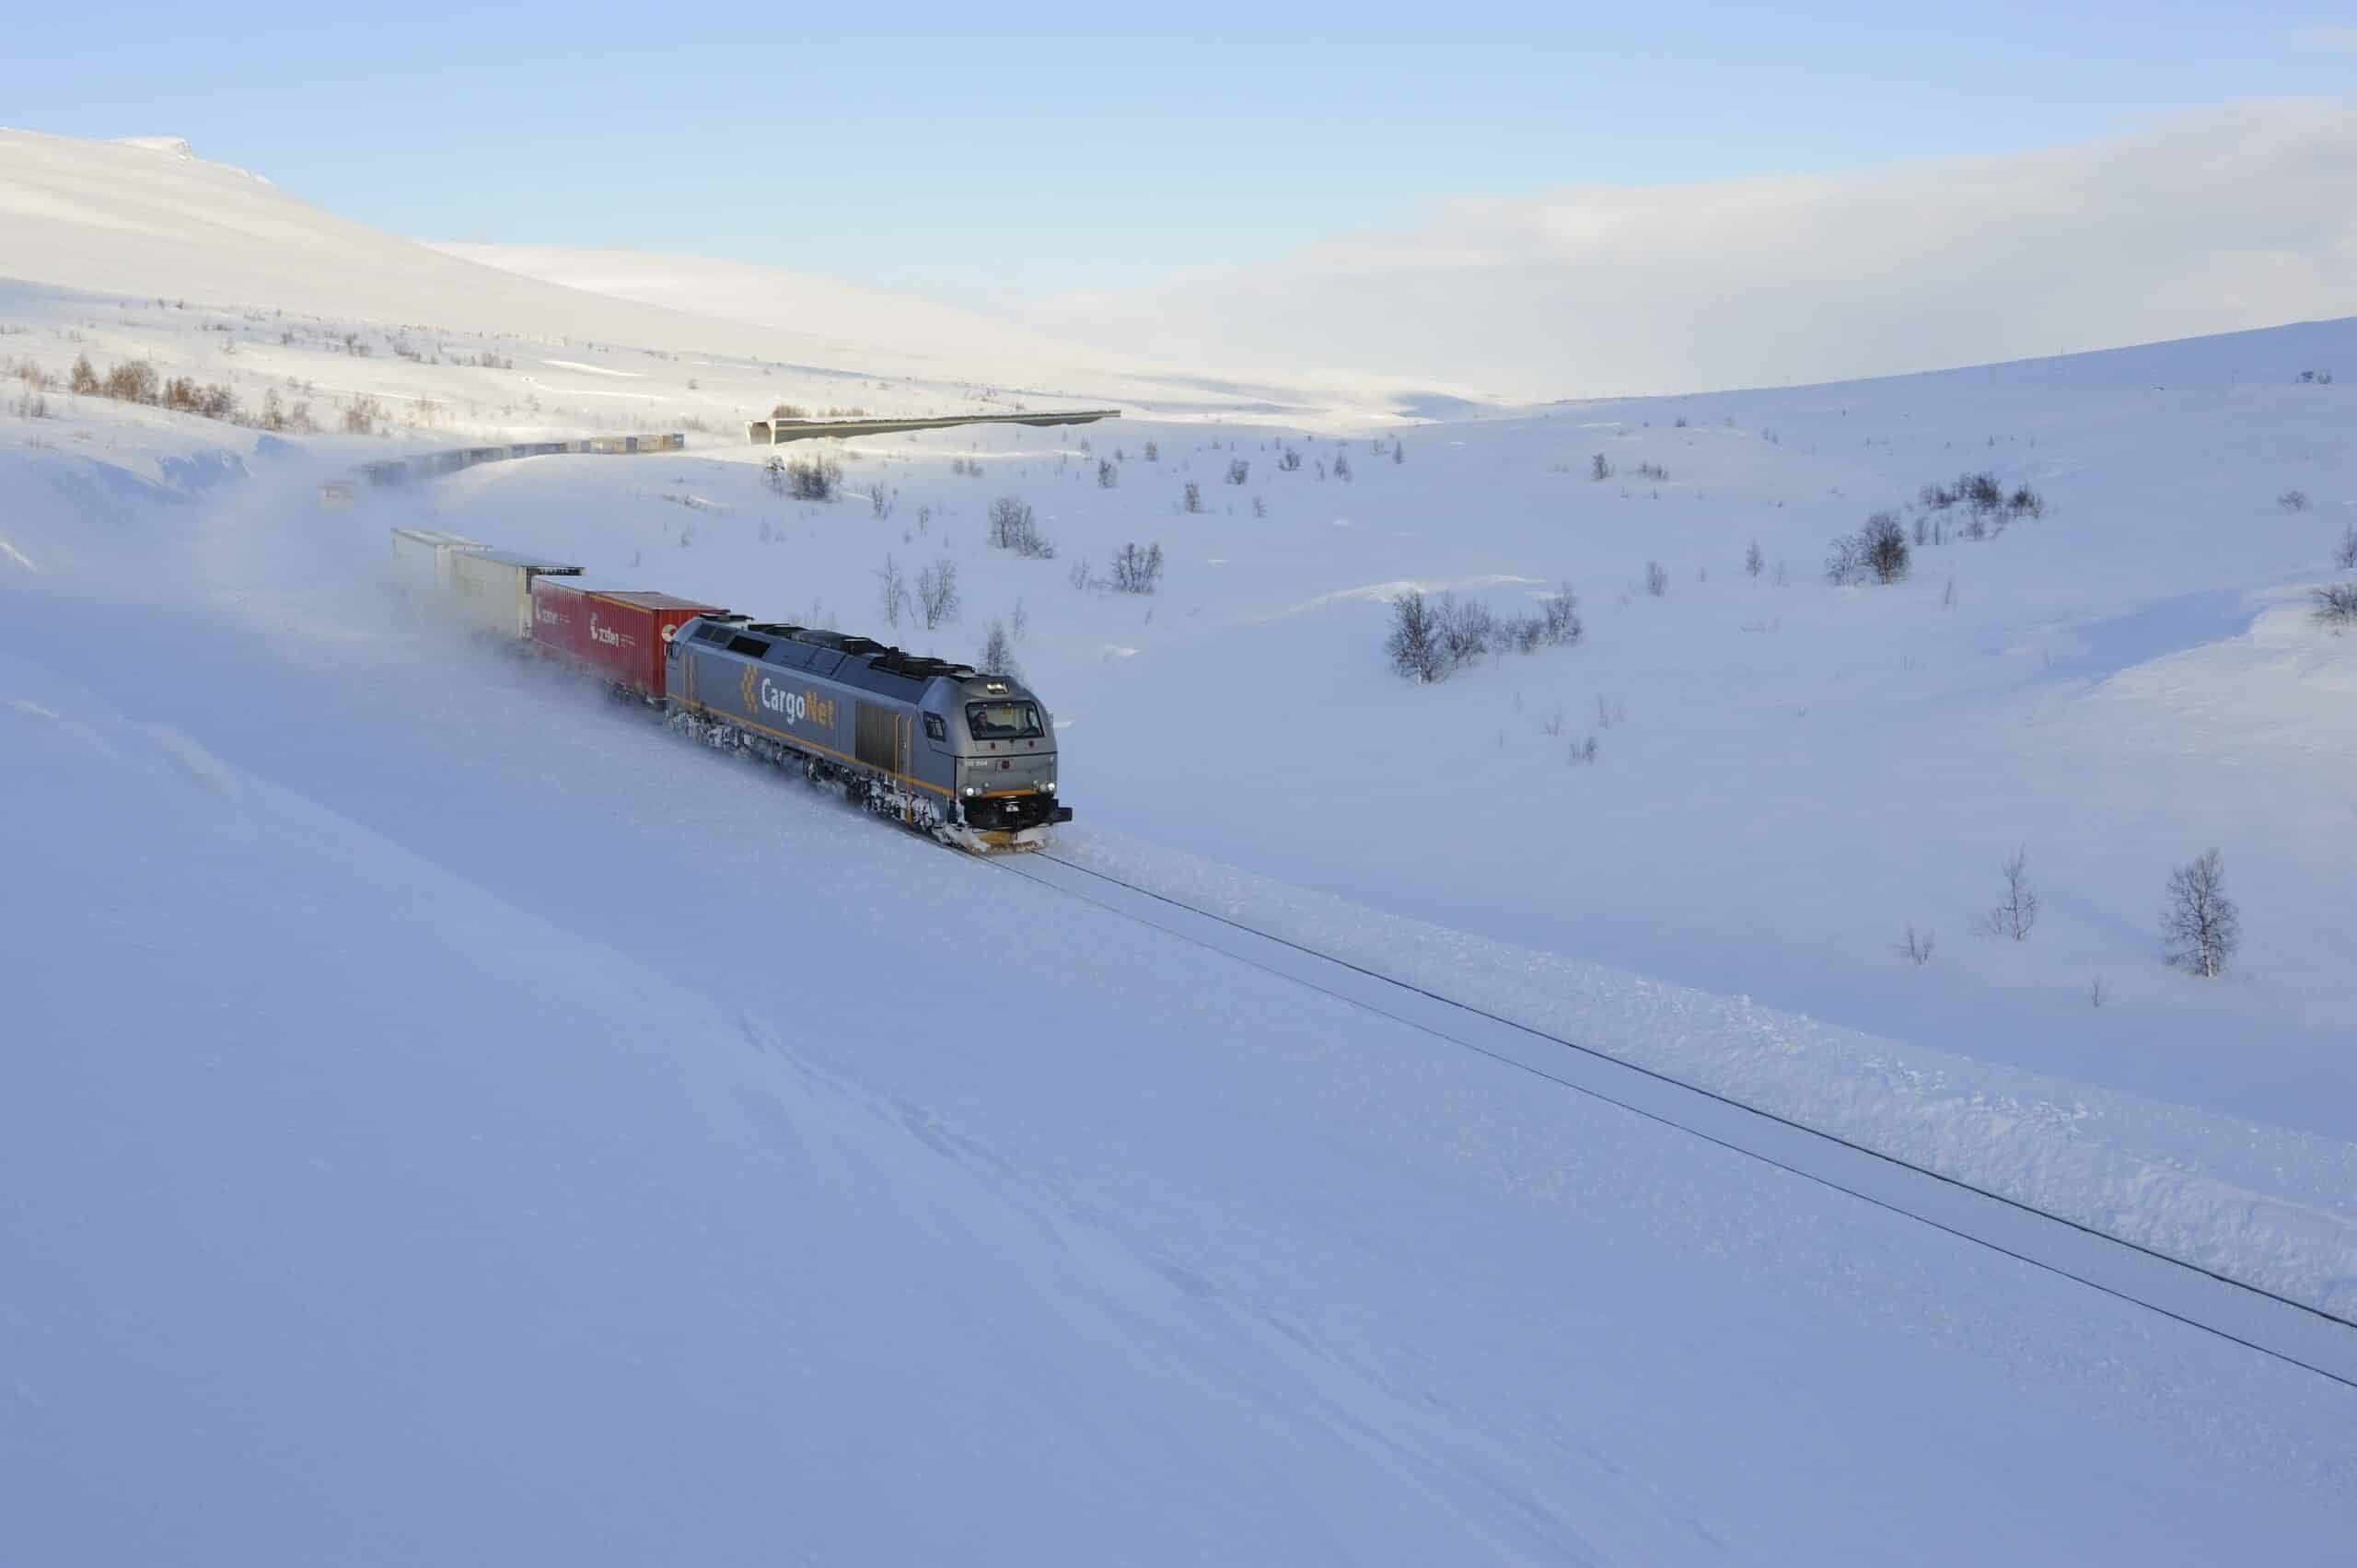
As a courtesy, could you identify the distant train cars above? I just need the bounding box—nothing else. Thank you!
[354,433,685,488]
[391,528,1072,851]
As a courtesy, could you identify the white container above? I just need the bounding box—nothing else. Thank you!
[389,528,486,601]
[444,548,583,639]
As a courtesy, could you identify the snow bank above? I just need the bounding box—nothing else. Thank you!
[1060,829,2357,1318]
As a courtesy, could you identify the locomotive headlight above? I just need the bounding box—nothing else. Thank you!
[1041,780,1056,793]
[961,785,978,797]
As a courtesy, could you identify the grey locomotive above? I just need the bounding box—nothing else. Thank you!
[664,613,1072,851]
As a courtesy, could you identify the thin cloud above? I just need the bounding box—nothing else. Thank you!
[1034,101,2357,401]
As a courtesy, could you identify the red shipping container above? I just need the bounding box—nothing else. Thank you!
[529,577,725,700]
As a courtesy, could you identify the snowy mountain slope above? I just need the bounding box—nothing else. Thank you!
[430,240,1128,376]
[6,470,2354,1563]
[0,130,1385,423]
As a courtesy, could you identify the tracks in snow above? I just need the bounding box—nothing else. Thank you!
[993,848,2357,1393]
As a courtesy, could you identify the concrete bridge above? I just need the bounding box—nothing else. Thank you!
[747,408,1120,445]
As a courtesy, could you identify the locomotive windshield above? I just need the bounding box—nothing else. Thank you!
[966,701,1043,740]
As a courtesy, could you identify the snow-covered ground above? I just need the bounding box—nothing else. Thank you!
[5,130,2356,1561]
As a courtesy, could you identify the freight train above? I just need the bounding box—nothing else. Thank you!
[390,528,1073,852]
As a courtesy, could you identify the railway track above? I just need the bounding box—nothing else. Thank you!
[993,848,2357,1393]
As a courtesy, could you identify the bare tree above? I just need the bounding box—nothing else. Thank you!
[1540,581,1582,645]
[874,553,910,628]
[1863,511,1910,582]
[2279,489,2313,513]
[979,621,1019,679]
[1643,561,1669,598]
[1144,439,1159,461]
[1978,846,2039,940]
[2161,849,2240,978]
[1900,925,1936,966]
[1097,458,1119,489]
[916,557,961,630]
[865,481,893,519]
[1386,591,1444,682]
[1590,452,1611,482]
[1333,452,1353,482]
[1435,596,1494,668]
[1181,481,1202,514]
[1745,540,1764,578]
[1225,458,1250,485]
[2335,524,2357,570]
[1279,447,1303,471]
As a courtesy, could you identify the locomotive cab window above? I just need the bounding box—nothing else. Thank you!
[923,714,947,742]
[966,701,1043,740]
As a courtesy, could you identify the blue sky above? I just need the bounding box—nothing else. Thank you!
[14,2,2354,303]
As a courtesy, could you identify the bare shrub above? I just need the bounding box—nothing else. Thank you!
[1570,736,1600,764]
[2278,489,2313,513]
[1333,452,1352,482]
[1225,458,1250,485]
[1977,846,2039,940]
[2313,583,2357,630]
[1745,540,1764,578]
[1109,541,1165,594]
[341,396,384,436]
[2334,525,2357,570]
[1631,461,1668,482]
[916,557,961,629]
[1643,561,1668,597]
[103,360,159,404]
[1144,440,1159,461]
[2161,849,2240,978]
[1829,512,1910,585]
[987,494,1054,558]
[1900,925,1936,967]
[866,481,893,519]
[770,401,808,419]
[1181,481,1202,513]
[785,453,842,501]
[68,354,99,395]
[1279,447,1303,471]
[1590,453,1611,482]
[1097,458,1119,488]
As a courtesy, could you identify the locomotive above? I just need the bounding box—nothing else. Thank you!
[395,530,1072,852]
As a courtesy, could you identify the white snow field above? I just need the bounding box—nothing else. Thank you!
[5,131,2357,1561]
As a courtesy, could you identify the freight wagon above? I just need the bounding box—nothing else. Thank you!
[529,576,723,700]
[445,549,584,640]
[389,528,487,598]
